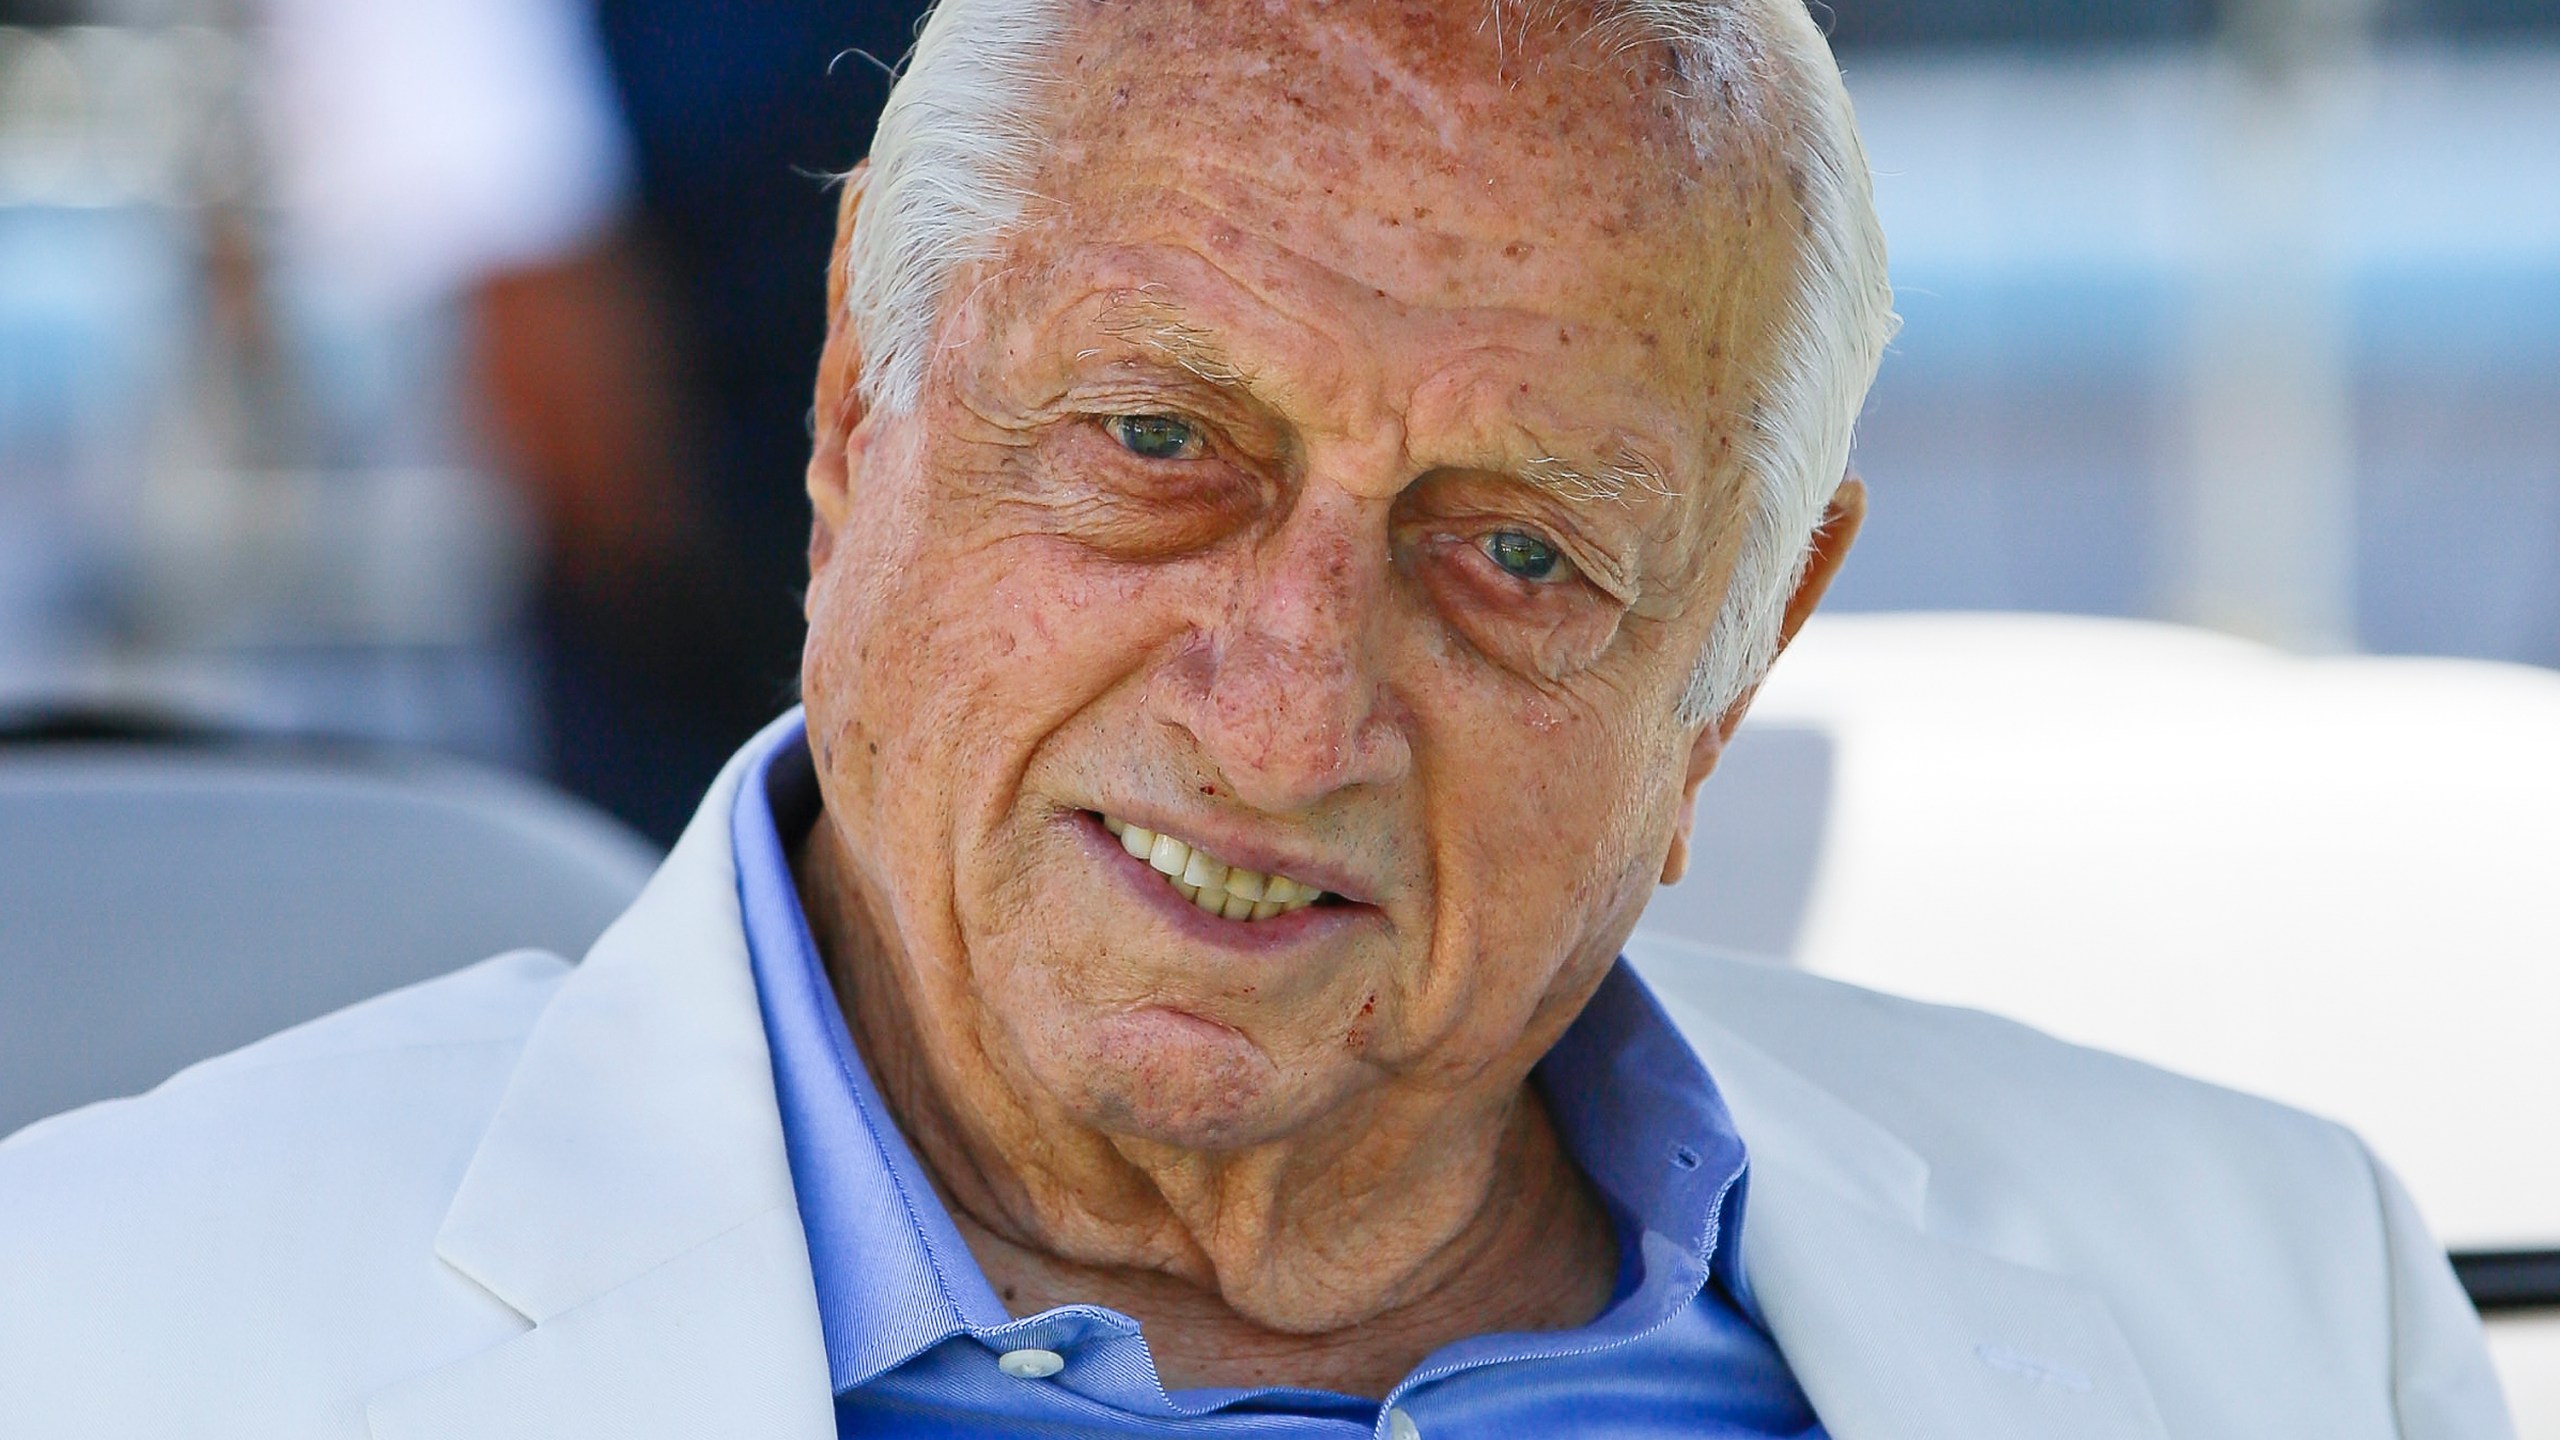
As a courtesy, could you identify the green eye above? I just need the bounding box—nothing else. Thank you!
[1105,413,1203,461]
[1483,530,1565,582]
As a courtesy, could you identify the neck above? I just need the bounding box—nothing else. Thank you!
[792,822,1619,1398]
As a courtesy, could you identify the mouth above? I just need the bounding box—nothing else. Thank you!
[1098,814,1331,923]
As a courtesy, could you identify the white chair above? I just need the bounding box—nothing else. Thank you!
[0,742,659,1139]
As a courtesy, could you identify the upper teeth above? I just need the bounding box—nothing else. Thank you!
[1103,816,1325,921]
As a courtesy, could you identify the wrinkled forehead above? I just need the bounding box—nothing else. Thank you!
[1044,0,1705,174]
[1022,0,1801,387]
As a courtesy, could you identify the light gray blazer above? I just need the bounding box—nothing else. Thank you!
[0,728,2514,1439]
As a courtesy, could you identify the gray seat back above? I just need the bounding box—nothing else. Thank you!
[0,745,660,1137]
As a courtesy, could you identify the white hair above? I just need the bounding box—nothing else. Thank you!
[845,0,1895,725]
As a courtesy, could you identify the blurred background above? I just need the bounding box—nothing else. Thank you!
[3,0,2558,1423]
[0,0,923,842]
[1835,0,2560,669]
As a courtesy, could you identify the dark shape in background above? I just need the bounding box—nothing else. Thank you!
[510,0,932,844]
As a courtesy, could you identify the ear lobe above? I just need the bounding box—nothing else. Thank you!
[808,163,874,542]
[1661,721,1728,885]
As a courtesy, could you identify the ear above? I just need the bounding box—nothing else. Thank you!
[1660,475,1866,885]
[807,162,873,581]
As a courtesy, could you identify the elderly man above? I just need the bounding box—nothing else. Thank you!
[0,1,2512,1436]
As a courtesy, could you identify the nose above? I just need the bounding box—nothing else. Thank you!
[1165,491,1413,814]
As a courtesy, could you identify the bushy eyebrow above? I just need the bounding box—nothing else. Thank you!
[1519,450,1677,504]
[1095,289,1253,388]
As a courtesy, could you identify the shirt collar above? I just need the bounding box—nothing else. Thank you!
[733,713,1763,1393]
[734,716,1011,1391]
[1538,959,1762,1316]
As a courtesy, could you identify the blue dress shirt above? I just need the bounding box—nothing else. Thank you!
[735,717,1827,1438]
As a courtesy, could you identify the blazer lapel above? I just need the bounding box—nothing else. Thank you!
[367,1208,830,1440]
[370,722,834,1440]
[1744,1170,2173,1440]
[1655,980,2172,1440]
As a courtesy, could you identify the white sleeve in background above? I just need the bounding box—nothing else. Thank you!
[258,0,638,311]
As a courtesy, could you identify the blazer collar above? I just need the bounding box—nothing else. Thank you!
[370,714,835,1440]
[1648,970,2172,1440]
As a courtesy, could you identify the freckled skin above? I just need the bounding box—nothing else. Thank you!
[794,0,1863,1402]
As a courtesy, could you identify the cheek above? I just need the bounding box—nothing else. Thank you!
[1486,708,1666,922]
[1387,685,1677,1051]
[803,458,1069,874]
[810,436,1132,754]
[826,544,1127,815]
[847,546,1219,964]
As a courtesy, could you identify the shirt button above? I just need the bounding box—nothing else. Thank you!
[1385,1406,1421,1440]
[997,1347,1066,1379]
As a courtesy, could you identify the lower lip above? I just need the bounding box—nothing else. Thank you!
[1070,813,1366,950]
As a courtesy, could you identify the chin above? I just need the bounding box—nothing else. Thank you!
[1035,1005,1329,1153]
